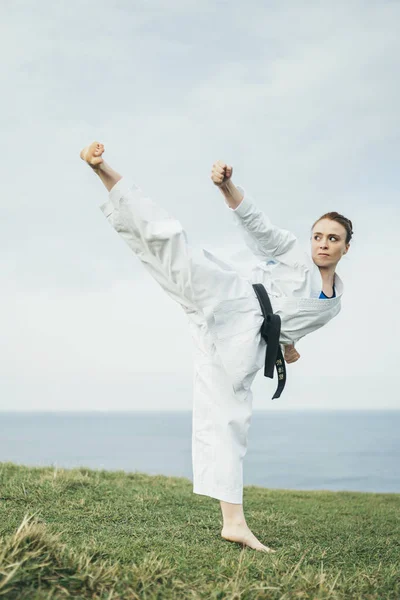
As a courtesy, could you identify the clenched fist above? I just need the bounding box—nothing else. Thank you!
[211,160,233,186]
[284,344,301,364]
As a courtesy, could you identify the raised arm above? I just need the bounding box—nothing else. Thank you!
[211,160,299,263]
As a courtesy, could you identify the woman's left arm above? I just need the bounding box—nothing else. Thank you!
[283,344,301,364]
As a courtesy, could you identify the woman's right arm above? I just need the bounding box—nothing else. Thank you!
[211,160,300,262]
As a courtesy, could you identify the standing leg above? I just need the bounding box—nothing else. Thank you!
[191,337,276,553]
[220,501,276,552]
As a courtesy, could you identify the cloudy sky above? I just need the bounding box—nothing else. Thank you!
[2,0,399,411]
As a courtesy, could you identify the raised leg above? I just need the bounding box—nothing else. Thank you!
[80,141,252,315]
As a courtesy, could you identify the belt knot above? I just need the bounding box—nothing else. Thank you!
[252,284,287,400]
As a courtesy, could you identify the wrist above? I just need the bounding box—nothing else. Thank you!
[219,178,235,193]
[219,180,243,209]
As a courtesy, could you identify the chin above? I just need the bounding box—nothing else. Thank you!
[314,257,329,266]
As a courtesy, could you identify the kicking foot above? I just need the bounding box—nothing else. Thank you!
[80,141,105,169]
[221,522,276,553]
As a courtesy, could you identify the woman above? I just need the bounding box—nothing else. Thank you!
[80,141,352,553]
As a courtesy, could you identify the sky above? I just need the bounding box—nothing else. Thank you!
[2,0,399,411]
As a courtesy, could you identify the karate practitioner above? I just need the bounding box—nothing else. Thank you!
[80,141,352,553]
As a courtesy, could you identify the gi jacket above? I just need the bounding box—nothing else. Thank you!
[100,178,344,399]
[197,186,344,396]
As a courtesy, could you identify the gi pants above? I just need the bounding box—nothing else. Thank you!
[100,177,260,504]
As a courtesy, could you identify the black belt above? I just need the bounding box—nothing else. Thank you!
[252,283,286,400]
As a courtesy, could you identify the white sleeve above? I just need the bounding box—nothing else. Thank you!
[228,186,302,265]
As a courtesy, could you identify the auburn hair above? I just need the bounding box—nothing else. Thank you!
[311,211,353,244]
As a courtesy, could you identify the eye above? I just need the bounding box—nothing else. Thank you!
[314,235,337,241]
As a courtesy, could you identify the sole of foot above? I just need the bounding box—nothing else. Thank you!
[80,141,105,168]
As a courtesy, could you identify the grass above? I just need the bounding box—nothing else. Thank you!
[0,462,399,599]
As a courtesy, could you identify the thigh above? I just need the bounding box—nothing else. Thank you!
[192,343,254,471]
[101,178,251,316]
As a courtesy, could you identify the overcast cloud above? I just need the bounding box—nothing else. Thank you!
[2,0,399,411]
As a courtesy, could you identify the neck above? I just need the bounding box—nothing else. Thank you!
[319,265,336,287]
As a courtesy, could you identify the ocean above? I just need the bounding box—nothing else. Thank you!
[1,410,399,493]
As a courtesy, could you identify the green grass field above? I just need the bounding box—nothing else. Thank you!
[0,462,399,599]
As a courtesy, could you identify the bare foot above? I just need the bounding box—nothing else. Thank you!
[80,141,105,169]
[221,522,276,553]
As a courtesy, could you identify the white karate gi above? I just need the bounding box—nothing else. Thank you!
[100,177,344,504]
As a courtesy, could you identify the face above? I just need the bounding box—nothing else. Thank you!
[311,218,350,268]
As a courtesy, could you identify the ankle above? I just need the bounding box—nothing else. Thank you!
[222,518,247,528]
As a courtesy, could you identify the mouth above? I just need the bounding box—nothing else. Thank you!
[318,253,330,256]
